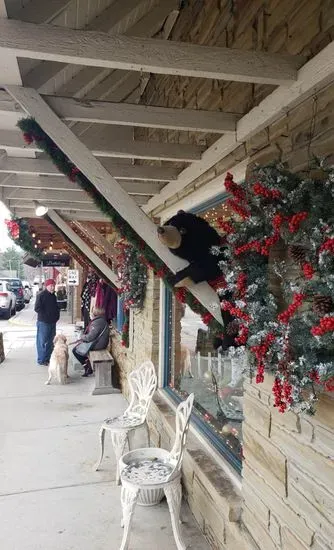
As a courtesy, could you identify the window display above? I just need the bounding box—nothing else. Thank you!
[164,199,244,469]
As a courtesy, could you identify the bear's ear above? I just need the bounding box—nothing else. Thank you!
[177,209,185,215]
[179,227,187,235]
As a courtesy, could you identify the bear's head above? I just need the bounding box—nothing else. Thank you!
[157,210,221,252]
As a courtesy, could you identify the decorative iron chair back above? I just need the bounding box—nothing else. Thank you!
[125,361,157,422]
[168,393,194,479]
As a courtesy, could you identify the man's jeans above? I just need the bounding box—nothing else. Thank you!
[36,321,56,365]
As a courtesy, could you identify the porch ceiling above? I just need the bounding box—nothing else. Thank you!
[0,0,333,224]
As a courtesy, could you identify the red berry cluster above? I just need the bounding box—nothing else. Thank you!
[288,211,308,233]
[235,324,249,345]
[277,293,305,324]
[235,239,261,255]
[69,166,80,182]
[224,172,246,202]
[272,377,292,413]
[175,288,187,304]
[221,301,251,322]
[201,312,214,325]
[309,368,320,384]
[302,262,314,280]
[272,213,285,232]
[311,316,334,336]
[251,333,276,383]
[23,132,34,145]
[227,199,250,220]
[261,233,279,256]
[217,219,235,234]
[253,182,282,199]
[236,273,247,297]
[319,238,334,254]
[210,274,227,290]
[324,377,334,392]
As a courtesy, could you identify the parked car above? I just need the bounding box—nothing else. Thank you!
[0,280,17,319]
[22,280,33,303]
[0,278,25,311]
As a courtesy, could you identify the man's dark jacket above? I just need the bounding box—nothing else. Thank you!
[82,315,109,350]
[34,290,60,324]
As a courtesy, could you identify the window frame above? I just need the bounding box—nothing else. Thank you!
[161,191,243,474]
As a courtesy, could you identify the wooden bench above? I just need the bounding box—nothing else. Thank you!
[89,350,120,396]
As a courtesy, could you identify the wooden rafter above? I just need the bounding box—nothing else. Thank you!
[42,95,238,133]
[0,174,163,196]
[0,91,237,134]
[5,86,223,325]
[0,156,179,181]
[0,19,304,85]
[0,129,203,162]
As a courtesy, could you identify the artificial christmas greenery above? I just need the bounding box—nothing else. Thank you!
[17,117,222,333]
[115,239,148,346]
[216,165,334,414]
[5,217,43,261]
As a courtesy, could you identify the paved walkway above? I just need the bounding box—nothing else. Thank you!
[0,305,210,549]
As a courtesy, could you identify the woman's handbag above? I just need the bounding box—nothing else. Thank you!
[74,323,108,357]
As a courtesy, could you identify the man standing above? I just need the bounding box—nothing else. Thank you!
[35,279,60,366]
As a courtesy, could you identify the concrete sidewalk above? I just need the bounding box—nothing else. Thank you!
[0,323,210,549]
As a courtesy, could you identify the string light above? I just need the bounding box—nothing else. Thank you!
[49,245,53,251]
[32,232,36,238]
[34,244,38,249]
[37,239,41,244]
[50,240,53,246]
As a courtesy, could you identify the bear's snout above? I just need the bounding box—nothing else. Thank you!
[157,226,165,235]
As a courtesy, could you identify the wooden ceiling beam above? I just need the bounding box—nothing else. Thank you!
[43,95,238,133]
[0,175,161,196]
[12,208,110,222]
[0,129,203,162]
[0,91,237,133]
[0,156,179,181]
[0,19,304,85]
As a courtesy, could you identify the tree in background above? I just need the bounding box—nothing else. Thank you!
[0,246,24,278]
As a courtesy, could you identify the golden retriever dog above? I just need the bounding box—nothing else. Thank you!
[45,334,69,385]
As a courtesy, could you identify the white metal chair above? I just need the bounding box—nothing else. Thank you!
[94,360,157,484]
[118,393,194,550]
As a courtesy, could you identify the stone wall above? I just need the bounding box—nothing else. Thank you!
[111,2,334,549]
[110,269,160,398]
[243,375,334,550]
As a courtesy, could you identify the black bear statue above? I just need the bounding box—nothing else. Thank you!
[157,210,226,288]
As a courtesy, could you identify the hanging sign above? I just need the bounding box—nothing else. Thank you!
[67,269,79,286]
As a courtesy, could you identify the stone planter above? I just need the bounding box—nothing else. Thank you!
[119,448,169,506]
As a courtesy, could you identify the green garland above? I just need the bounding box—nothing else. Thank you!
[6,216,43,261]
[18,117,221,333]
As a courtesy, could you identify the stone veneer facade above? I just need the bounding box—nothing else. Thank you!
[109,2,334,549]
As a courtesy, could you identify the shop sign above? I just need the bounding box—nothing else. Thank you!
[42,258,70,267]
[68,269,79,286]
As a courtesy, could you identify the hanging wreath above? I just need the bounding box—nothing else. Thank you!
[216,164,334,414]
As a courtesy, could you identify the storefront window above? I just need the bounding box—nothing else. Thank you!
[163,197,244,472]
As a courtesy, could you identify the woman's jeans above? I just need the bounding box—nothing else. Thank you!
[36,321,56,365]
